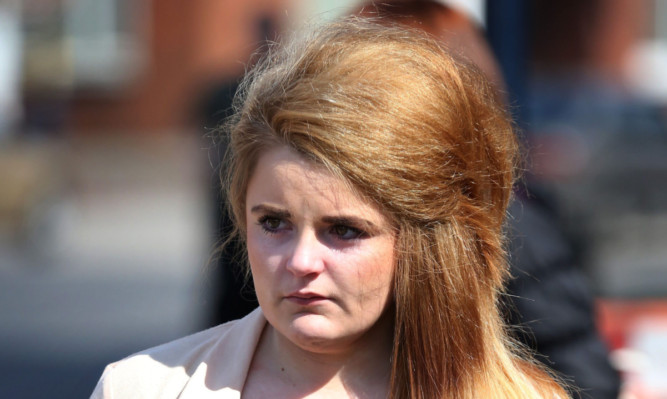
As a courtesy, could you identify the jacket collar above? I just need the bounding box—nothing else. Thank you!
[180,307,266,398]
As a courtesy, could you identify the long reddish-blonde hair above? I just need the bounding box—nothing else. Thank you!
[224,18,566,399]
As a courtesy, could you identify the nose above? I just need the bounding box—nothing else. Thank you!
[285,229,325,277]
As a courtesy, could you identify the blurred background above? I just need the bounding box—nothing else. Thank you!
[1,0,666,397]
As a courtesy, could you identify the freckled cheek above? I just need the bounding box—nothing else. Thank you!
[362,243,395,298]
[335,250,394,298]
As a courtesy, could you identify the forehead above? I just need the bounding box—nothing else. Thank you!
[247,146,386,220]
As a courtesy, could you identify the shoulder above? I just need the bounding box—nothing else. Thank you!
[91,308,265,398]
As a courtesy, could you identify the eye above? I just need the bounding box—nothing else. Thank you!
[258,216,287,234]
[330,224,366,240]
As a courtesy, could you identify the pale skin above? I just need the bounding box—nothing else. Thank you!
[241,146,396,399]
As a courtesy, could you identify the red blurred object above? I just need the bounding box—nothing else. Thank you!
[597,299,667,399]
[598,299,667,350]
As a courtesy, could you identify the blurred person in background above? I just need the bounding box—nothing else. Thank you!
[202,14,277,323]
[93,18,568,398]
[203,1,621,398]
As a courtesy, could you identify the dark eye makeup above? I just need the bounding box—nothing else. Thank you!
[251,205,377,241]
[330,224,367,240]
[257,215,286,234]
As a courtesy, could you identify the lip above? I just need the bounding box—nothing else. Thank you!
[285,291,329,306]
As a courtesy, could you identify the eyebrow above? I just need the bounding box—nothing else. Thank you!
[249,204,291,219]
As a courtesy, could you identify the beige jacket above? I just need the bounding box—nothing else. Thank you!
[90,308,265,398]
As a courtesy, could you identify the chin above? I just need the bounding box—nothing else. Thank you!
[290,313,337,337]
[285,315,346,350]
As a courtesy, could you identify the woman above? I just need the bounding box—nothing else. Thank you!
[92,18,567,398]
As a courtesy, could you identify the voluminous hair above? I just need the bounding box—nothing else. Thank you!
[224,17,566,399]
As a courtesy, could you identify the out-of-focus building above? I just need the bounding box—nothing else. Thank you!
[40,0,290,133]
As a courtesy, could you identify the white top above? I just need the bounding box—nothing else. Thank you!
[90,308,266,399]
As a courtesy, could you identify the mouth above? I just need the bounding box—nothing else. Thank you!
[285,292,329,306]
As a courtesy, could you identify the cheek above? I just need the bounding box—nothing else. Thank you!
[246,230,283,280]
[245,230,259,266]
[246,225,274,259]
[370,236,396,277]
[348,239,395,296]
[247,235,276,306]
[376,241,396,298]
[371,255,395,296]
[246,230,270,281]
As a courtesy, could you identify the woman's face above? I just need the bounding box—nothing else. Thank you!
[245,146,396,354]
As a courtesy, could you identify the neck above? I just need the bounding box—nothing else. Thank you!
[254,312,393,398]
